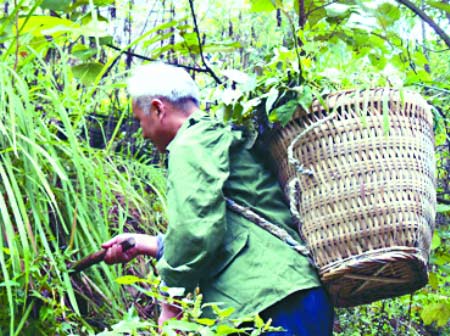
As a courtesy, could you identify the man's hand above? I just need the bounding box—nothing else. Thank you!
[102,233,158,264]
[158,302,183,328]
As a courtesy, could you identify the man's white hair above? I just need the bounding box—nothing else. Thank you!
[128,62,200,113]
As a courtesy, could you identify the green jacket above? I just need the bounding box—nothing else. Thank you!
[156,110,320,319]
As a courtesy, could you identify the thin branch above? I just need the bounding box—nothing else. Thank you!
[188,0,222,84]
[299,0,306,28]
[395,0,450,48]
[305,1,336,17]
[105,43,212,73]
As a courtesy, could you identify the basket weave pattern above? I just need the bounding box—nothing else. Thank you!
[269,88,436,307]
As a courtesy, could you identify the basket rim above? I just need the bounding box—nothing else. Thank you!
[293,87,430,118]
[320,246,427,280]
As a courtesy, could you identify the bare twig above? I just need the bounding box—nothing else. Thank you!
[188,0,222,84]
[395,0,450,48]
[105,43,211,73]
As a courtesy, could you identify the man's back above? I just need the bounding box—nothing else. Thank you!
[158,110,320,318]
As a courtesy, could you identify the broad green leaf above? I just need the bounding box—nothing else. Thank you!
[326,3,352,17]
[428,272,439,290]
[216,324,242,335]
[376,2,401,27]
[431,231,441,249]
[195,318,215,326]
[17,16,80,37]
[71,62,104,86]
[249,0,276,12]
[428,1,450,13]
[165,320,202,332]
[421,302,450,327]
[71,45,97,61]
[265,87,279,112]
[218,306,235,319]
[99,35,113,45]
[222,88,243,105]
[297,85,313,112]
[436,203,450,214]
[222,69,251,84]
[115,275,142,285]
[271,100,297,126]
[40,0,71,11]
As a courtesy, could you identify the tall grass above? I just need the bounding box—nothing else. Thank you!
[0,48,167,334]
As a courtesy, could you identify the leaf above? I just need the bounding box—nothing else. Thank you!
[17,16,80,37]
[221,88,243,105]
[71,62,104,86]
[165,320,202,332]
[196,318,215,326]
[271,100,297,126]
[203,41,242,53]
[249,0,276,12]
[265,87,279,113]
[114,275,141,285]
[218,306,235,319]
[216,324,242,335]
[428,1,450,13]
[297,85,313,112]
[73,0,115,7]
[326,3,352,17]
[428,272,439,290]
[431,231,441,250]
[71,45,97,61]
[222,69,251,84]
[376,2,401,27]
[437,203,450,214]
[421,302,450,327]
[40,0,72,11]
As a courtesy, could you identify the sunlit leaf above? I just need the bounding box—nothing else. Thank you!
[421,302,450,327]
[326,3,352,17]
[376,2,401,27]
[115,275,142,285]
[71,62,104,85]
[436,203,450,214]
[17,16,80,37]
[40,0,71,11]
[249,0,276,12]
[428,1,450,13]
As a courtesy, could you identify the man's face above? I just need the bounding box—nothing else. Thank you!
[132,101,166,152]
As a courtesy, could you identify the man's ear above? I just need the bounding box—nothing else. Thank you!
[151,99,166,119]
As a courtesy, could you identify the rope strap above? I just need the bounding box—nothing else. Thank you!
[225,198,313,263]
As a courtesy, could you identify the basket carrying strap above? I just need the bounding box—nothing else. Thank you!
[287,109,337,229]
[225,197,316,267]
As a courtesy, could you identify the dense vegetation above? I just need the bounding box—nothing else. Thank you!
[0,0,448,335]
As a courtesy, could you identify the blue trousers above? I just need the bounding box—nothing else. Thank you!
[259,287,334,336]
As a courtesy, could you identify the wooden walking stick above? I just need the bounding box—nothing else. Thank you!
[69,237,136,274]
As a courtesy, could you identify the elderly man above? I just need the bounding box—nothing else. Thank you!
[102,63,334,335]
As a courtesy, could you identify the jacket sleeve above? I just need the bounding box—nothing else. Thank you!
[156,122,233,293]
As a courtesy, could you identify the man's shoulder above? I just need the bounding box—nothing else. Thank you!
[171,113,233,150]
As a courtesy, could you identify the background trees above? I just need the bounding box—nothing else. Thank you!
[0,0,448,334]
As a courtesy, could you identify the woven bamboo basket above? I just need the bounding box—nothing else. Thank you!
[268,88,436,307]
